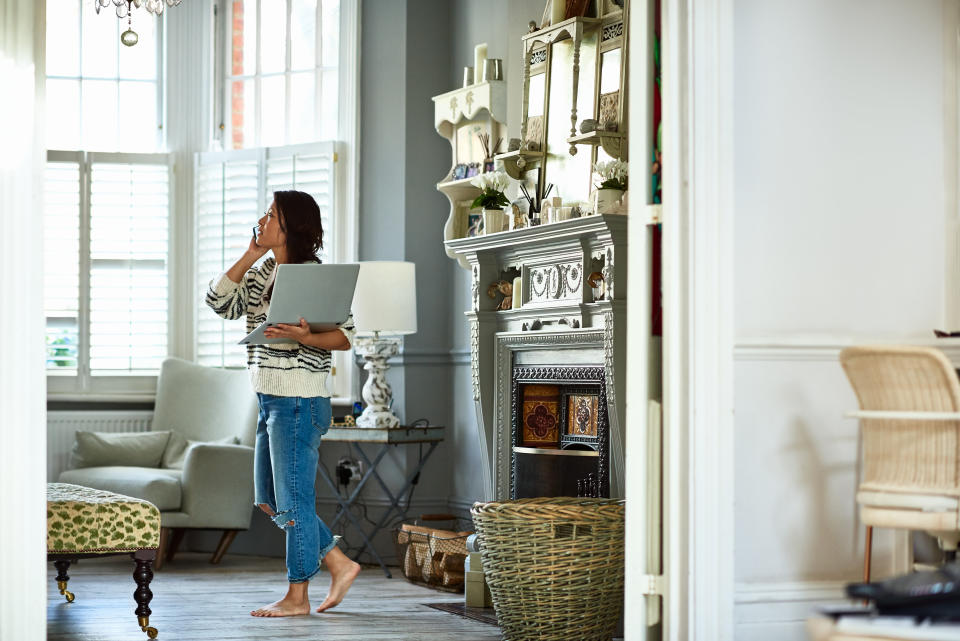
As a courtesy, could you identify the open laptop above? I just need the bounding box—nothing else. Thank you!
[239,263,361,345]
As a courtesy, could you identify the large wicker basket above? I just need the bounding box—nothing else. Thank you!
[471,497,625,641]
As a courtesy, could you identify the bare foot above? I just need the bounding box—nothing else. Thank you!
[250,596,310,617]
[315,560,361,612]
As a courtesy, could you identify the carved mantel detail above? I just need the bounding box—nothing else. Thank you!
[470,319,480,401]
[603,246,615,301]
[528,261,583,304]
[471,265,480,312]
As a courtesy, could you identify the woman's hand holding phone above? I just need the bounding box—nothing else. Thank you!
[247,226,269,259]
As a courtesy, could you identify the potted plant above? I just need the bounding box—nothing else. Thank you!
[471,171,511,234]
[592,160,628,215]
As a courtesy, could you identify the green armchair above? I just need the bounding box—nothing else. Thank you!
[58,357,258,567]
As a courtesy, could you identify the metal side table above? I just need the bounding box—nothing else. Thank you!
[318,424,445,577]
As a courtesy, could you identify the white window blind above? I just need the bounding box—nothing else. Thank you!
[196,142,353,399]
[43,161,81,372]
[43,151,172,389]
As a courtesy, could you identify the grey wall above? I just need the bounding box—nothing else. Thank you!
[445,0,548,510]
[355,0,546,518]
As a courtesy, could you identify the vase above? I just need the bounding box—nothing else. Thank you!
[592,188,624,215]
[482,208,505,234]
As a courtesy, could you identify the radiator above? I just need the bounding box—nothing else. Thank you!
[47,411,154,482]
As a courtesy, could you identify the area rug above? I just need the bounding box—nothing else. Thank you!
[425,602,499,627]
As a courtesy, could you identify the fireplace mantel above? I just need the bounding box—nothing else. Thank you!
[445,214,629,499]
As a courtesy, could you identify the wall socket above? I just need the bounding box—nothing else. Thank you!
[335,457,363,485]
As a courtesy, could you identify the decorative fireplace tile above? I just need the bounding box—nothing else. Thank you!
[565,394,599,437]
[521,384,561,447]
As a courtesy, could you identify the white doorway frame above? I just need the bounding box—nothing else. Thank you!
[624,0,736,639]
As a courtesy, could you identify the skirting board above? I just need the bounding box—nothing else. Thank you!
[735,581,848,641]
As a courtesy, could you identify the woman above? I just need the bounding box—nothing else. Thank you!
[206,190,361,617]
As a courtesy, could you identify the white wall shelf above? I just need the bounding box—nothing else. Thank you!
[567,130,626,160]
[433,80,509,269]
[492,149,545,180]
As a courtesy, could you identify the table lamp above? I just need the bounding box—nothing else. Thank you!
[351,261,418,428]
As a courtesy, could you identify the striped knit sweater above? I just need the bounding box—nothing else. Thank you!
[205,257,356,398]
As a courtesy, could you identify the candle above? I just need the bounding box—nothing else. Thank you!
[512,277,522,309]
[474,43,487,84]
[551,0,566,24]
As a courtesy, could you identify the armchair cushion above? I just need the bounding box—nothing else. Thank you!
[69,430,171,469]
[58,466,182,511]
[162,432,240,469]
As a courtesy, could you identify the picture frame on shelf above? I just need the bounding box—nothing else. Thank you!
[467,212,483,237]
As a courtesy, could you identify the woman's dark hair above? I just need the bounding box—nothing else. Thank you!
[264,190,324,302]
[274,190,324,263]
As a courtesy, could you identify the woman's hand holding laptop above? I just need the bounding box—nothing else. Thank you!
[264,317,351,350]
[263,318,311,342]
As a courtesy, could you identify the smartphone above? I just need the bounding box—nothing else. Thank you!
[251,225,258,244]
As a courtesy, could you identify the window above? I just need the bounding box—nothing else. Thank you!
[199,0,357,400]
[45,0,163,152]
[195,142,352,399]
[44,152,172,392]
[223,0,340,148]
[44,2,171,397]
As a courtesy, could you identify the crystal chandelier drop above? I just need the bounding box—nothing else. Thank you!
[95,0,183,47]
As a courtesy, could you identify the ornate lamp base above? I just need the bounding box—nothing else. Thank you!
[354,336,401,428]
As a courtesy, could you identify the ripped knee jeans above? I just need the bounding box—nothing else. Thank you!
[254,393,339,583]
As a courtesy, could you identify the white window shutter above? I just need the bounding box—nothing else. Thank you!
[43,160,82,372]
[88,161,170,375]
[196,155,260,368]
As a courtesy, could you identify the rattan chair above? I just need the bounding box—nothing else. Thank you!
[840,345,960,583]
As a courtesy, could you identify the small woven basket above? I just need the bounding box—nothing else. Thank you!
[394,515,472,592]
[471,497,625,641]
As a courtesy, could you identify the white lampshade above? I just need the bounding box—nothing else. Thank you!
[352,261,418,336]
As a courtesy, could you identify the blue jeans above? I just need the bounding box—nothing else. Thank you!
[254,393,339,583]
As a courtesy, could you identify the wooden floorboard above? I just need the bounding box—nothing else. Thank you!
[47,552,501,641]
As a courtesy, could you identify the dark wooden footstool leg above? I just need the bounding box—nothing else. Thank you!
[132,550,159,639]
[53,558,75,602]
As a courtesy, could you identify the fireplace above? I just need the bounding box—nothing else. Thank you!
[511,366,609,499]
[445,215,629,501]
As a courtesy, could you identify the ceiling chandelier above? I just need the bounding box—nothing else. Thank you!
[94,0,183,47]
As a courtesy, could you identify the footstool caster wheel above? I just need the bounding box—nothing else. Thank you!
[57,580,74,602]
[138,615,158,639]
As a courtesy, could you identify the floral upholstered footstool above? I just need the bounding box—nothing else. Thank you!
[47,482,161,639]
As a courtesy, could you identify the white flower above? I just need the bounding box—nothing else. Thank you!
[470,174,489,190]
[593,160,628,181]
[471,170,510,193]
